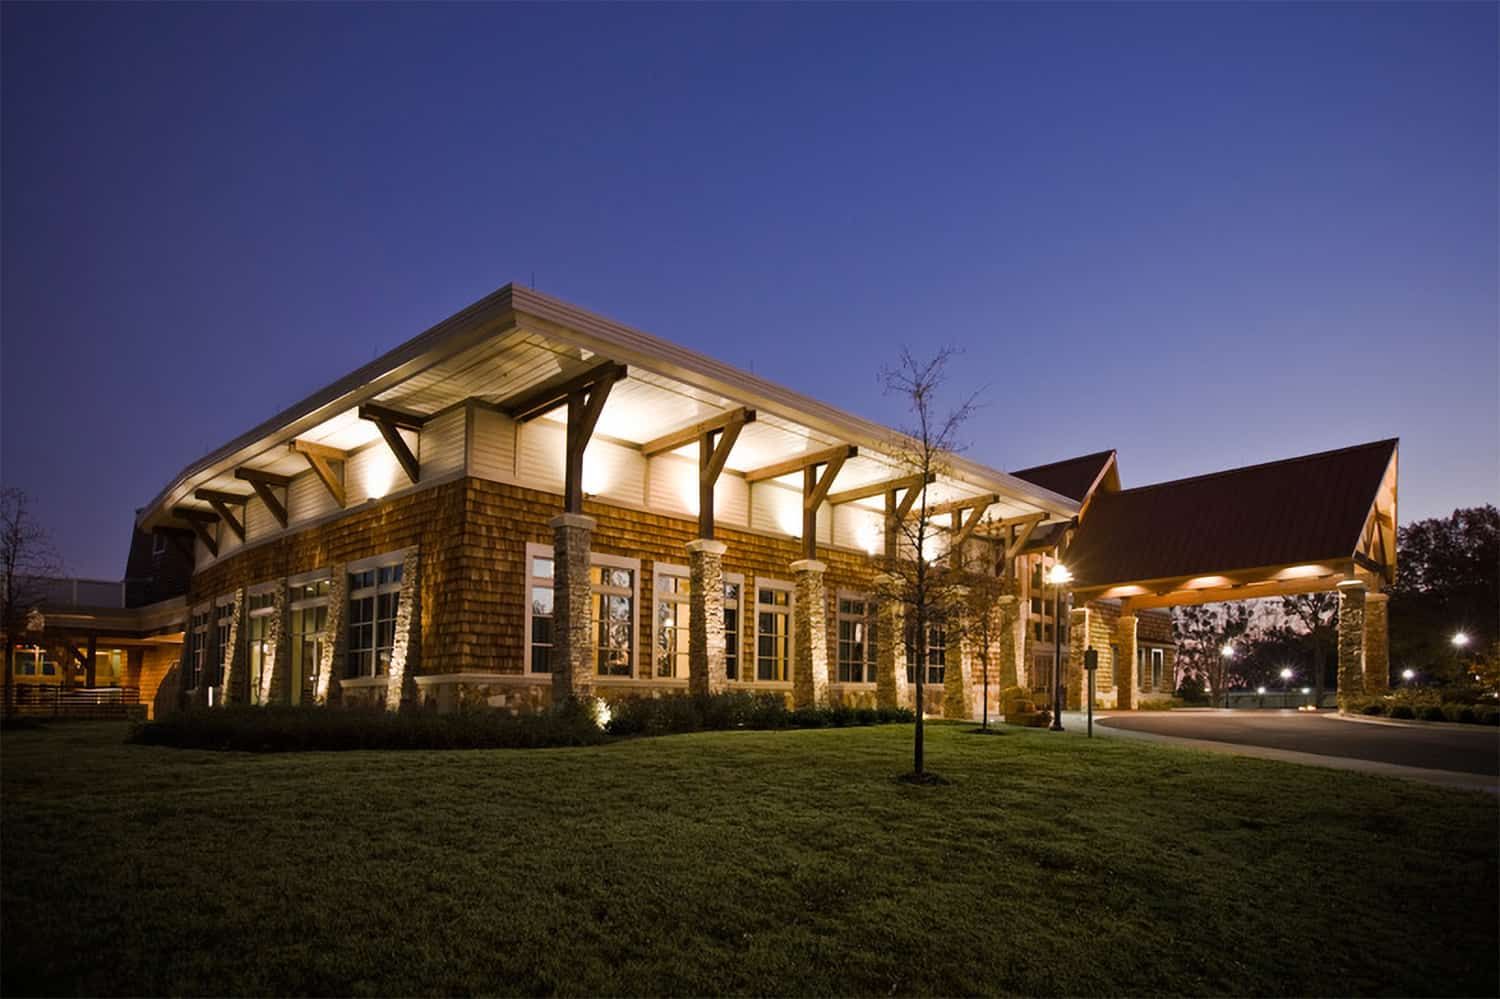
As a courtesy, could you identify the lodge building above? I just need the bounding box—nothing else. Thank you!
[23,284,1399,718]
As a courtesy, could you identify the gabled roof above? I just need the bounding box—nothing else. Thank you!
[1064,439,1399,591]
[1011,450,1118,504]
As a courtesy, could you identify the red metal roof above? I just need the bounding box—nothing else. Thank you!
[1064,439,1397,590]
[1010,450,1117,503]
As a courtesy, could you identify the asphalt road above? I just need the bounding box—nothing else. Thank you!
[1098,710,1500,776]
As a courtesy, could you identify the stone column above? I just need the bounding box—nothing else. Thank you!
[686,539,728,695]
[790,559,829,708]
[1116,613,1138,711]
[1363,591,1390,694]
[551,513,596,703]
[1065,606,1089,711]
[313,565,347,706]
[216,588,245,706]
[875,577,909,710]
[259,583,289,706]
[385,548,422,711]
[943,589,972,719]
[1336,580,1367,708]
[997,595,1022,689]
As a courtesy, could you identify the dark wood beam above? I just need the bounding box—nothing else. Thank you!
[800,450,850,560]
[884,482,925,562]
[503,361,628,423]
[291,440,346,508]
[359,407,421,485]
[948,505,987,561]
[1353,552,1388,577]
[357,403,429,431]
[195,490,247,542]
[825,473,932,507]
[172,507,219,557]
[235,469,289,527]
[925,492,1000,520]
[743,444,857,484]
[562,368,622,513]
[1002,514,1046,562]
[643,407,756,458]
[698,417,748,539]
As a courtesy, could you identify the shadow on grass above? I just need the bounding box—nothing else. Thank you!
[894,770,953,786]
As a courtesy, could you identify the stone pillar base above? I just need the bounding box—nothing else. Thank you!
[687,538,728,695]
[1116,613,1138,711]
[791,559,829,708]
[1364,592,1390,694]
[551,513,597,703]
[1337,580,1367,708]
[1066,606,1089,711]
[997,595,1021,690]
[875,578,908,710]
[385,548,422,711]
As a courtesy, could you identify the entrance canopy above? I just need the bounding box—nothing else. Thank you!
[1065,439,1398,610]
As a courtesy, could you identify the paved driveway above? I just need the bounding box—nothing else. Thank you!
[1098,710,1499,776]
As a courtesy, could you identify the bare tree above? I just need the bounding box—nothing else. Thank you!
[877,346,981,778]
[959,547,1009,730]
[2,489,62,714]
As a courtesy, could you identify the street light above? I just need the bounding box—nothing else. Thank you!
[1452,632,1470,649]
[1401,668,1416,684]
[1046,561,1072,732]
[1220,643,1235,710]
[1280,667,1294,708]
[1256,685,1266,708]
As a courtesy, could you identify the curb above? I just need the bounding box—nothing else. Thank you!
[1326,711,1497,732]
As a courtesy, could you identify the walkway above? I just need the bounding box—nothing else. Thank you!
[1082,709,1499,793]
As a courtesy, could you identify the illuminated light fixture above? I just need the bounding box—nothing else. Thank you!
[581,452,611,498]
[1220,643,1235,658]
[1046,563,1072,586]
[362,447,398,501]
[1452,632,1470,648]
[855,518,881,557]
[1277,564,1326,580]
[1256,686,1266,695]
[1401,668,1415,681]
[1300,687,1311,695]
[1185,575,1230,590]
[1279,667,1293,681]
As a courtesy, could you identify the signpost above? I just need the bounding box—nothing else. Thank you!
[1083,647,1098,738]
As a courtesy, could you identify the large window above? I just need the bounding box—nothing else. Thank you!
[837,595,878,684]
[1151,647,1164,690]
[655,566,690,679]
[906,622,947,685]
[653,568,746,681]
[755,582,792,682]
[347,560,403,678]
[290,577,330,705]
[724,576,743,681]
[187,607,210,689]
[525,546,638,678]
[245,590,275,702]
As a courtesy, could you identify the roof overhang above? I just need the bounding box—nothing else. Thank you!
[138,284,1079,534]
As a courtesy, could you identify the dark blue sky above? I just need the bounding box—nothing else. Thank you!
[3,2,1495,579]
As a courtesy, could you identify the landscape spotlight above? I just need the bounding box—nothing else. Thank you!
[1401,668,1415,681]
[1452,632,1470,648]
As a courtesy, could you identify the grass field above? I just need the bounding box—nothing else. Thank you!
[3,720,1496,996]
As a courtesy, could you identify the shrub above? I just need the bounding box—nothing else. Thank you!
[1138,697,1183,711]
[1389,705,1416,720]
[130,701,607,753]
[603,691,913,737]
[1361,703,1386,716]
[1478,706,1500,727]
[1448,705,1478,724]
[1419,705,1448,722]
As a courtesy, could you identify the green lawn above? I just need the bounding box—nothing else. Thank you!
[3,721,1496,997]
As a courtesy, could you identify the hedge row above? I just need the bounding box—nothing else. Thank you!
[1355,701,1500,725]
[130,702,608,752]
[603,691,914,737]
[128,693,917,752]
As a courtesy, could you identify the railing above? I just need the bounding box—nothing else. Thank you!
[7,686,142,719]
[25,576,129,610]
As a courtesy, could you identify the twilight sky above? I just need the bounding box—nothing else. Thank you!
[3,2,1496,580]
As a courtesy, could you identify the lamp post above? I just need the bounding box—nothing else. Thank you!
[1451,632,1470,650]
[1280,667,1294,709]
[1220,643,1235,710]
[1256,685,1266,708]
[1047,561,1072,731]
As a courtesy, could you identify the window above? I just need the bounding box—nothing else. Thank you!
[290,577,330,706]
[655,567,690,679]
[755,582,792,682]
[905,622,947,685]
[837,596,879,684]
[592,563,635,677]
[245,590,275,702]
[1151,648,1165,689]
[1138,646,1149,691]
[16,647,38,675]
[152,533,167,556]
[525,545,638,678]
[188,607,210,689]
[347,561,403,678]
[724,576,743,681]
